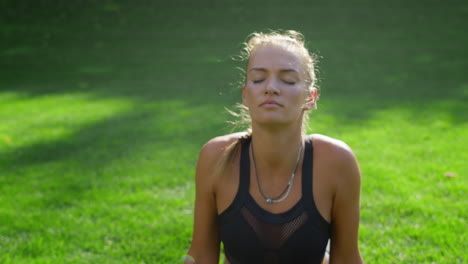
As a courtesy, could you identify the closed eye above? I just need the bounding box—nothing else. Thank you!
[253,80,264,84]
[283,80,296,85]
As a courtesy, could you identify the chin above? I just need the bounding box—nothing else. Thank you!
[252,113,301,129]
[255,117,291,127]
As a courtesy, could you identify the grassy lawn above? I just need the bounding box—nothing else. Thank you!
[0,1,466,263]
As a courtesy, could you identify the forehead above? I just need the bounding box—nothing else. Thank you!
[248,43,304,72]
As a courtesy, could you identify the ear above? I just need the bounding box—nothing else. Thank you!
[304,88,318,109]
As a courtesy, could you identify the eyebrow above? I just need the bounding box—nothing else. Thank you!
[248,67,299,73]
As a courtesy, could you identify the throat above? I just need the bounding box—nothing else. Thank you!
[250,140,303,204]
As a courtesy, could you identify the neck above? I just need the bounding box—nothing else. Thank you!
[250,122,304,176]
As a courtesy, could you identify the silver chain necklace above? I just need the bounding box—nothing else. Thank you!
[251,141,302,204]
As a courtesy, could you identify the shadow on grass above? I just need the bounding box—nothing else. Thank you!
[0,99,228,211]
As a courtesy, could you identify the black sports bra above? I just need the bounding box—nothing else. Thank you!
[218,137,331,264]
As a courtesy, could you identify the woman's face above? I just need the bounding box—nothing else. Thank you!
[243,43,314,129]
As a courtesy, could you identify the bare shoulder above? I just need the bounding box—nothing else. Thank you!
[308,134,361,182]
[195,132,247,197]
[309,134,355,160]
[200,132,248,159]
[204,131,248,148]
[197,132,248,176]
[310,135,363,262]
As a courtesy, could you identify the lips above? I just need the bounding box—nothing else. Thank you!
[260,100,283,107]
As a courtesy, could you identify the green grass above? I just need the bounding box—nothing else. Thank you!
[1,0,467,263]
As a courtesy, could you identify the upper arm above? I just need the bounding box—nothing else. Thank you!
[186,140,223,264]
[328,143,364,263]
[186,133,244,264]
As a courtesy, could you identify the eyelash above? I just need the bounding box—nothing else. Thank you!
[252,80,296,85]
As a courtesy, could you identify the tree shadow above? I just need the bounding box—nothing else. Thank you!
[0,99,228,208]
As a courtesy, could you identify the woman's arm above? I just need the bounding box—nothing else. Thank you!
[186,139,224,264]
[329,143,364,264]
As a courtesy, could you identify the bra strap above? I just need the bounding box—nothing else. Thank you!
[302,137,314,208]
[301,137,330,229]
[238,137,252,198]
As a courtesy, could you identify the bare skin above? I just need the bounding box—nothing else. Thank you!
[186,43,363,264]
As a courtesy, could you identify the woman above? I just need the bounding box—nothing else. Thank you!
[185,30,364,264]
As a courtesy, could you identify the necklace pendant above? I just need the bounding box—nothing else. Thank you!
[266,198,273,204]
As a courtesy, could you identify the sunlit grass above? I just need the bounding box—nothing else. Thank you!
[311,98,467,263]
[0,91,226,263]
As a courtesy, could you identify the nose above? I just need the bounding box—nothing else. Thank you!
[265,78,280,95]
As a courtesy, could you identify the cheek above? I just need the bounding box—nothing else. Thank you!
[245,83,262,94]
[288,86,308,102]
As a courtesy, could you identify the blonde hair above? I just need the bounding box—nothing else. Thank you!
[214,30,320,179]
